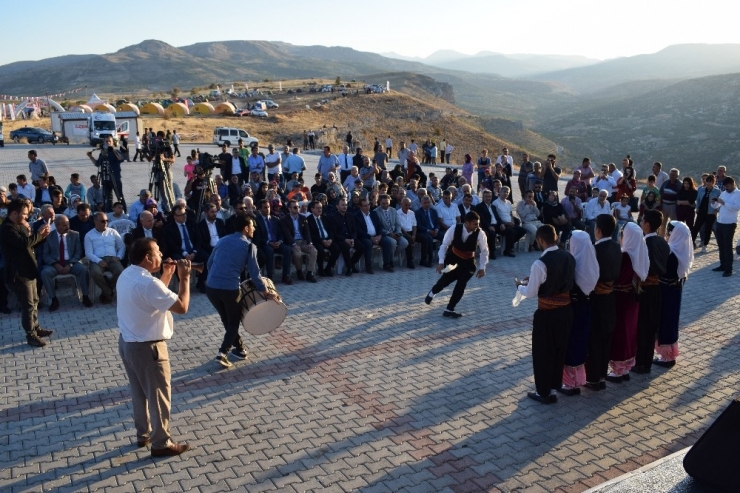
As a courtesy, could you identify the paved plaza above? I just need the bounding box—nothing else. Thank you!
[1,144,738,492]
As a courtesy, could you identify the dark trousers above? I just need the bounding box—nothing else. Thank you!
[260,242,292,279]
[315,240,341,273]
[133,149,143,161]
[103,169,127,213]
[337,240,365,270]
[692,212,716,246]
[501,225,526,253]
[532,305,573,397]
[636,285,661,369]
[417,232,434,262]
[0,269,9,309]
[173,143,181,157]
[430,259,475,311]
[7,279,39,336]
[206,287,244,354]
[585,293,616,382]
[715,222,736,273]
[340,170,351,184]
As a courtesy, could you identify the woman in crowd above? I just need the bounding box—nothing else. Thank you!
[542,191,572,247]
[655,221,693,368]
[461,154,474,185]
[692,174,720,252]
[638,191,661,224]
[608,222,649,382]
[676,177,698,231]
[561,230,600,395]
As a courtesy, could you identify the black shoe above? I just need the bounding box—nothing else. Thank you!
[420,260,433,268]
[442,310,462,318]
[49,297,59,312]
[318,269,327,277]
[723,271,733,277]
[653,359,676,368]
[37,328,54,337]
[504,252,516,258]
[599,381,607,389]
[0,306,10,314]
[296,271,305,281]
[345,267,353,277]
[365,268,374,275]
[231,347,248,360]
[27,335,47,347]
[631,365,651,374]
[407,262,415,269]
[215,353,233,368]
[306,273,317,283]
[424,291,434,305]
[82,295,93,307]
[621,373,631,381]
[282,276,294,285]
[527,391,556,404]
[605,374,623,383]
[712,266,725,272]
[383,264,394,273]
[557,386,581,396]
[584,382,602,391]
[325,268,334,277]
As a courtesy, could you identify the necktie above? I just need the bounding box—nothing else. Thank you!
[384,210,391,229]
[181,224,193,252]
[264,216,273,242]
[427,210,432,229]
[59,236,65,266]
[317,217,327,239]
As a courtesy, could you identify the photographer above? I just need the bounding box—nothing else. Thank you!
[145,131,176,214]
[87,136,127,213]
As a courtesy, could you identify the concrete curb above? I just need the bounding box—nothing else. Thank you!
[584,447,692,492]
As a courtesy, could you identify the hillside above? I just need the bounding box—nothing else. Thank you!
[530,44,740,94]
[533,72,740,177]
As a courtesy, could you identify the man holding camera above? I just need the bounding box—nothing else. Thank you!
[87,136,127,213]
[145,131,176,215]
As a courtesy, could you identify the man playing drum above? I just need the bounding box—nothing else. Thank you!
[206,215,280,368]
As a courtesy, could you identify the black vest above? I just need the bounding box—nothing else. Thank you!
[538,249,575,297]
[645,235,670,277]
[452,224,479,253]
[594,240,622,284]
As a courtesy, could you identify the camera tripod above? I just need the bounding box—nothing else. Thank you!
[148,158,175,214]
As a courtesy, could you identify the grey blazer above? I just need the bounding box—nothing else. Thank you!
[42,230,83,267]
[374,206,401,235]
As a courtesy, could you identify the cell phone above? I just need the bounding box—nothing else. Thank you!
[47,218,52,226]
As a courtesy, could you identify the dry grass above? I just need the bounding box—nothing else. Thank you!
[2,81,551,166]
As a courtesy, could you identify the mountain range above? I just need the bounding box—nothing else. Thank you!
[2,40,739,175]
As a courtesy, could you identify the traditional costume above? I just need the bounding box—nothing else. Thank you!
[634,228,669,372]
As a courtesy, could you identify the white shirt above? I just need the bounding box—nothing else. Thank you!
[265,152,281,172]
[206,220,220,247]
[586,199,612,220]
[610,169,623,194]
[385,138,392,148]
[712,189,740,224]
[438,225,489,270]
[143,228,153,239]
[493,198,513,223]
[593,175,616,192]
[435,201,460,228]
[517,246,559,299]
[654,170,670,189]
[18,183,35,199]
[361,213,376,236]
[397,208,417,232]
[338,153,353,171]
[84,228,125,263]
[116,265,178,342]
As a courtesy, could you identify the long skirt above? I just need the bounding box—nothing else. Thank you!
[609,290,640,375]
[563,297,590,387]
[655,283,682,361]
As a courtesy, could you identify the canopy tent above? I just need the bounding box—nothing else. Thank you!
[71,104,93,113]
[165,102,189,117]
[141,102,164,115]
[191,102,214,115]
[93,103,116,113]
[214,102,236,115]
[86,93,106,106]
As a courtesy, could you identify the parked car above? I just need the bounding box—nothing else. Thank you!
[10,127,54,143]
[235,109,250,117]
[250,109,268,118]
[212,127,258,147]
[263,100,279,108]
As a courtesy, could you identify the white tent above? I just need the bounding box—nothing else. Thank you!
[86,93,107,106]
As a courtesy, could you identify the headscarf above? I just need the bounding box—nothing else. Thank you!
[620,222,649,281]
[667,220,694,279]
[568,230,599,294]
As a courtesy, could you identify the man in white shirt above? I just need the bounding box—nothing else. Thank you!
[337,145,354,184]
[117,238,192,457]
[592,165,616,194]
[16,174,35,200]
[652,162,670,189]
[396,197,417,268]
[385,136,393,156]
[493,186,526,257]
[496,147,514,177]
[608,163,623,202]
[585,190,613,242]
[711,176,740,277]
[264,144,282,183]
[516,190,543,251]
[434,190,461,235]
[84,212,126,304]
[397,142,410,171]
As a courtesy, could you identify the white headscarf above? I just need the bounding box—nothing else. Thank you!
[667,221,694,279]
[569,230,599,294]
[621,222,649,281]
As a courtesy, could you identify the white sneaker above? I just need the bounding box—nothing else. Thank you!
[215,353,233,368]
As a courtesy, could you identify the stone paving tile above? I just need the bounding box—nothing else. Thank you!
[1,145,740,492]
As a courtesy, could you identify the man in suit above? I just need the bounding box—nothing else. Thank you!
[69,203,95,256]
[355,197,393,273]
[374,193,409,267]
[458,193,475,217]
[194,203,226,292]
[130,211,163,243]
[476,190,506,260]
[415,196,441,267]
[40,214,93,310]
[162,204,210,291]
[254,199,293,284]
[221,147,249,185]
[279,199,318,282]
[307,200,341,276]
[0,199,53,347]
[331,197,365,276]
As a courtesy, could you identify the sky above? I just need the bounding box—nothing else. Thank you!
[1,0,739,67]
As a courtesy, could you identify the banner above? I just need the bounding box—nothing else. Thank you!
[0,86,86,101]
[73,123,89,136]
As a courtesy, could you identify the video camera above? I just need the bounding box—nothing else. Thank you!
[144,138,171,159]
[195,152,218,174]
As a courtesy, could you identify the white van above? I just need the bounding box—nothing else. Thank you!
[212,127,258,147]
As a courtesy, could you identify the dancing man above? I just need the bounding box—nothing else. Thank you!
[425,211,488,318]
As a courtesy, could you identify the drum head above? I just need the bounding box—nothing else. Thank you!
[241,299,287,335]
